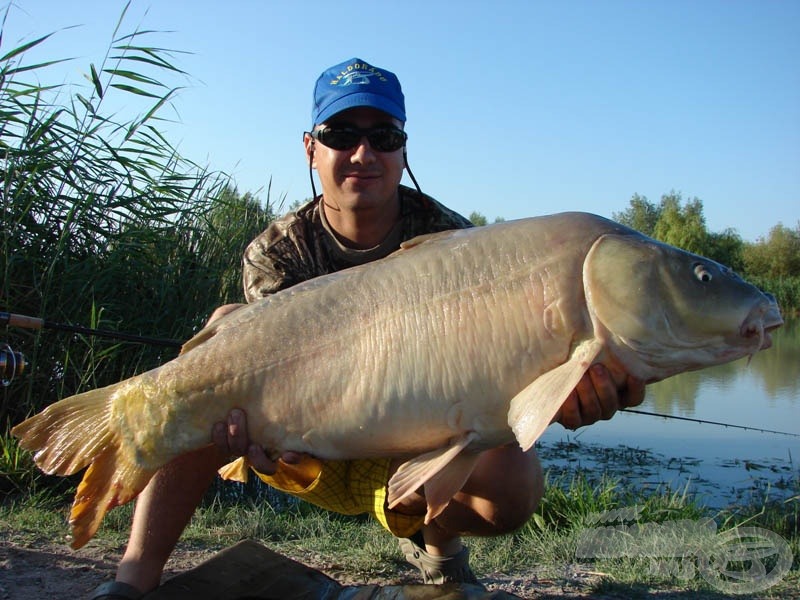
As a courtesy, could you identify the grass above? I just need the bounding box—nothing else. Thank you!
[1,468,797,597]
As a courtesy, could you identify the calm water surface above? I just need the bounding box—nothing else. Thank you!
[538,316,799,507]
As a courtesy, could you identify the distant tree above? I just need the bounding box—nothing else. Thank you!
[287,198,312,212]
[614,191,747,269]
[469,211,488,226]
[742,223,800,278]
[206,186,275,244]
[652,192,708,255]
[706,228,744,272]
[613,193,660,236]
[468,211,504,226]
[200,185,277,302]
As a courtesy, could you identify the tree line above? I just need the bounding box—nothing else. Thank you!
[612,192,799,314]
[612,192,800,280]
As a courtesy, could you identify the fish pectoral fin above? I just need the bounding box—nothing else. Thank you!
[508,339,603,451]
[218,456,250,483]
[387,432,479,515]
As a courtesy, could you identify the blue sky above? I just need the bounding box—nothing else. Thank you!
[4,0,798,241]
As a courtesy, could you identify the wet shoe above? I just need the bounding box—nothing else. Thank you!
[398,531,481,585]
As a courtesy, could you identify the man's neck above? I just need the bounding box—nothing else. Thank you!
[321,193,401,250]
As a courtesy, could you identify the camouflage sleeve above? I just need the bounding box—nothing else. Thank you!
[242,218,317,302]
[399,186,474,237]
[432,200,474,230]
[242,228,292,302]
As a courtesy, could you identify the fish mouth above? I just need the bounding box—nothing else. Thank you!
[740,300,784,351]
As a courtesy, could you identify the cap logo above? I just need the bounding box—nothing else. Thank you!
[330,63,388,87]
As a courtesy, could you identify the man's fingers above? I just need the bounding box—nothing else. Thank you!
[226,408,249,456]
[212,407,291,477]
[557,391,582,430]
[622,375,646,408]
[575,369,602,424]
[588,364,619,420]
[281,451,305,465]
[247,444,278,475]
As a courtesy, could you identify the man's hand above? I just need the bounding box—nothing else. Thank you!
[206,307,306,475]
[212,408,305,475]
[556,364,645,430]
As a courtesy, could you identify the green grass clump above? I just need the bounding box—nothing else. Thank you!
[1,470,797,595]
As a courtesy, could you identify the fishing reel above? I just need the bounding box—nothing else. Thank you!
[0,343,28,387]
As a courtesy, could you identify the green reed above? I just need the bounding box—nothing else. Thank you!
[0,4,276,441]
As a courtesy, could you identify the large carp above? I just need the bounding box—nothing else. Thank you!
[12,212,782,549]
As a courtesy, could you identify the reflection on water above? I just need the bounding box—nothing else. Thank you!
[538,316,799,508]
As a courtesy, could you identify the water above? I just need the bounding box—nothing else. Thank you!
[537,316,799,508]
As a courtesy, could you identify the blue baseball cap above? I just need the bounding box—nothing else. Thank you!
[312,58,406,126]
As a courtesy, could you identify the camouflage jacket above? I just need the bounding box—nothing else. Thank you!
[242,185,473,301]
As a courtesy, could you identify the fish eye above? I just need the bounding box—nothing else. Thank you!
[693,263,713,283]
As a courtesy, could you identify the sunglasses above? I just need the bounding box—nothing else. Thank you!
[308,126,407,152]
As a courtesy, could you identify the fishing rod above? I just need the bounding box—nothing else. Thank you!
[1,311,183,349]
[621,408,800,439]
[3,311,798,438]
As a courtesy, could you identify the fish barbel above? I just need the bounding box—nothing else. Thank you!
[12,212,783,548]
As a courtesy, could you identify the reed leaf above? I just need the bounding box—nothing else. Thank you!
[88,63,104,98]
[1,4,276,453]
[0,33,55,61]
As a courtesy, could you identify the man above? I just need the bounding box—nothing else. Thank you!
[92,58,644,599]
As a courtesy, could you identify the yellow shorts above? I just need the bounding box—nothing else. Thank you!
[253,457,424,538]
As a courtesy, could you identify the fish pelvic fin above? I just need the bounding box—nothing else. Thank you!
[69,446,155,549]
[11,382,155,549]
[508,339,603,451]
[218,456,250,483]
[387,432,479,522]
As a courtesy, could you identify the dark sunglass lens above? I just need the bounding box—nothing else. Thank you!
[322,128,360,150]
[368,129,406,152]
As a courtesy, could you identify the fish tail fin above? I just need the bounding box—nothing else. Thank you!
[11,386,119,476]
[11,382,155,549]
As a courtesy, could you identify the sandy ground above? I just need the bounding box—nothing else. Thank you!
[0,537,608,600]
[2,535,794,599]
